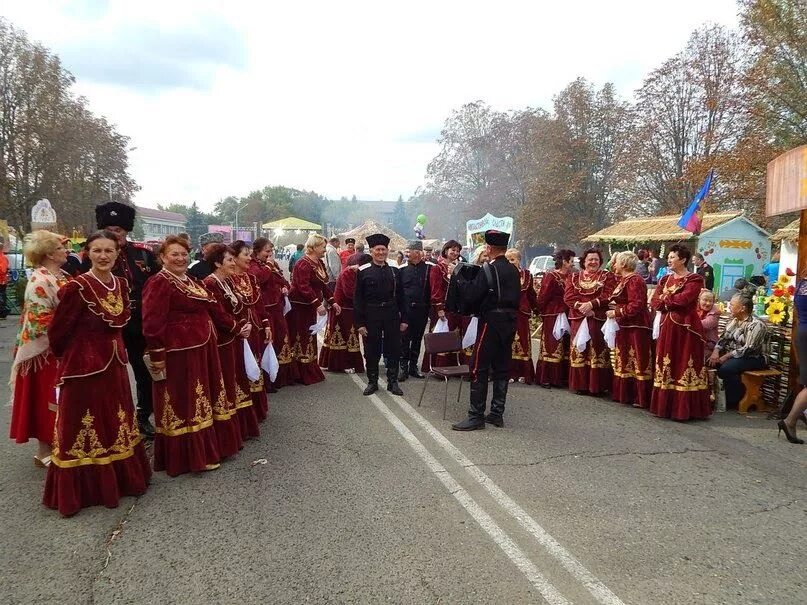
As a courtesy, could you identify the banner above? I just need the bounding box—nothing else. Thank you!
[465,213,514,248]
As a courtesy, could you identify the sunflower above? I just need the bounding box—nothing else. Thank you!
[767,300,786,324]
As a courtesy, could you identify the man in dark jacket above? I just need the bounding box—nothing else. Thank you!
[84,202,160,436]
[188,232,223,280]
[693,252,715,291]
[397,240,434,381]
[452,230,520,431]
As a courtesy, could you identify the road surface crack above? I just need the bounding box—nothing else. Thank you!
[477,447,716,467]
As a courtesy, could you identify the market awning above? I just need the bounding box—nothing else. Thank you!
[262,217,322,231]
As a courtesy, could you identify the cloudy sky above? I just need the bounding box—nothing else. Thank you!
[3,0,739,212]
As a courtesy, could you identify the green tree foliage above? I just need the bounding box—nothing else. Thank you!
[390,196,410,235]
[215,186,329,229]
[156,201,217,245]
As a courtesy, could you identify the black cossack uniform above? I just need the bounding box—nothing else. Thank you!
[398,260,433,378]
[354,261,405,387]
[464,256,521,422]
[82,244,159,421]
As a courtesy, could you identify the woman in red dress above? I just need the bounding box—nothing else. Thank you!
[607,252,653,408]
[564,248,617,395]
[10,231,70,467]
[505,249,538,383]
[248,238,292,389]
[44,231,151,517]
[286,234,341,385]
[649,244,711,420]
[535,250,574,388]
[231,240,272,420]
[422,239,464,372]
[143,235,246,477]
[320,254,367,373]
[203,244,260,439]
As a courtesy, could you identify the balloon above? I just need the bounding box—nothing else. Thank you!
[416,214,426,225]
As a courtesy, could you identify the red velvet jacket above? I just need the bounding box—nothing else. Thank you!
[609,273,651,329]
[288,255,333,306]
[248,258,289,308]
[334,266,358,308]
[650,272,705,335]
[143,269,239,363]
[203,274,246,347]
[564,269,617,322]
[48,273,130,382]
[429,258,451,313]
[536,270,568,317]
[517,268,539,316]
[231,272,270,331]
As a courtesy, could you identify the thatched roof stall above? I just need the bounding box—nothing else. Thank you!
[338,220,408,251]
[771,218,799,243]
[585,211,743,243]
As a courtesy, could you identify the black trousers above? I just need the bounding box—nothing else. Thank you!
[124,323,153,421]
[717,356,767,407]
[400,306,429,366]
[0,284,7,318]
[364,308,401,379]
[469,312,516,419]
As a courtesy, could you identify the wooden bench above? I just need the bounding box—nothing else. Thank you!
[739,369,781,414]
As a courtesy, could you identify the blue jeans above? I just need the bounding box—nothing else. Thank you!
[717,356,767,407]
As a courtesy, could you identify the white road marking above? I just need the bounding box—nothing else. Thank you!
[373,376,626,605]
[354,378,570,605]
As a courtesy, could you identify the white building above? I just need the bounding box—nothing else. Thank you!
[136,206,187,241]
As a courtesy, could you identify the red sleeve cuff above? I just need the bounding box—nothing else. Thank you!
[149,348,166,363]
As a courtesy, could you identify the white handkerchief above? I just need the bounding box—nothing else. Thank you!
[602,317,620,349]
[433,318,450,334]
[243,340,261,382]
[309,312,328,334]
[652,311,662,340]
[572,319,591,353]
[261,343,279,382]
[462,317,478,349]
[552,313,571,340]
[283,296,292,316]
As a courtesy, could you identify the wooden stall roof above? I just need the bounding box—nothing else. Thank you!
[770,218,799,243]
[338,219,408,251]
[585,211,743,243]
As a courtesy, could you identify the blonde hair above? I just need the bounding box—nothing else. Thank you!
[304,234,327,253]
[24,230,65,266]
[616,251,638,272]
[699,289,716,302]
[505,248,521,261]
[472,245,488,265]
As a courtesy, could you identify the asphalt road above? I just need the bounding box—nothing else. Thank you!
[1,317,805,604]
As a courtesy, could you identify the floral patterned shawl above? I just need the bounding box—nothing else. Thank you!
[10,267,71,379]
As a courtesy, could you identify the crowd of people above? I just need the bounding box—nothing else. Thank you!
[7,203,806,517]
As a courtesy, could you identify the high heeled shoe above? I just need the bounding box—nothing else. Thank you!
[777,420,804,444]
[800,414,807,428]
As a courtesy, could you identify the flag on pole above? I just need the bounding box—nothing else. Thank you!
[677,169,714,235]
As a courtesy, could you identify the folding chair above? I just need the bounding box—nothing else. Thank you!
[418,330,471,419]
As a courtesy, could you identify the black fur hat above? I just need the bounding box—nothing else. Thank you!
[95,202,136,232]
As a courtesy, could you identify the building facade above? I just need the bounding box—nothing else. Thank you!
[136,206,187,241]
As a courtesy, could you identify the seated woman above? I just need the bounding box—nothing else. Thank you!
[708,293,768,408]
[697,289,720,360]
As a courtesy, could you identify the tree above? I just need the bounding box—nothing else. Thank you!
[390,196,410,234]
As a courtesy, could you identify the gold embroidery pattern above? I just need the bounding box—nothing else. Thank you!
[346,327,361,353]
[236,383,251,406]
[653,355,708,392]
[213,377,235,419]
[570,345,611,369]
[160,391,183,433]
[540,328,569,363]
[99,290,124,316]
[277,335,293,364]
[324,325,346,350]
[511,333,531,361]
[296,336,317,363]
[67,410,107,459]
[111,407,141,453]
[250,371,264,393]
[192,380,214,424]
[613,346,652,381]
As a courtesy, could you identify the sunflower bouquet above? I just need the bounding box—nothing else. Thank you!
[765,269,796,325]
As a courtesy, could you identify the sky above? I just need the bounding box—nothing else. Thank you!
[2,0,740,212]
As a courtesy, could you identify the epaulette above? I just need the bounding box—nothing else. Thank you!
[358,263,372,271]
[425,261,435,266]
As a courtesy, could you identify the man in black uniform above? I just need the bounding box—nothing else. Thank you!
[354,233,407,396]
[188,232,224,280]
[397,240,433,382]
[85,202,160,436]
[452,230,520,431]
[693,252,715,290]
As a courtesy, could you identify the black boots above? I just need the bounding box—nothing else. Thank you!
[138,416,155,439]
[452,417,485,431]
[408,361,424,379]
[386,367,403,396]
[398,361,409,383]
[486,379,508,427]
[363,370,379,396]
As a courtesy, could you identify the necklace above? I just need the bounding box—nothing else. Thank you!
[89,269,115,290]
[212,273,239,308]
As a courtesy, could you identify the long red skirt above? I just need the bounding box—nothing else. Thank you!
[286,303,325,385]
[421,311,464,372]
[650,318,711,420]
[509,313,535,383]
[536,315,569,387]
[611,327,653,408]
[223,339,260,438]
[319,307,364,373]
[267,305,294,389]
[10,353,58,444]
[152,339,227,477]
[568,317,612,394]
[43,362,151,517]
[247,331,269,420]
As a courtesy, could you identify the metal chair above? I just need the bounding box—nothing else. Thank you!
[418,330,471,419]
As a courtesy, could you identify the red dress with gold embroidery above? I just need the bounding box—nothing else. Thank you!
[536,270,570,387]
[203,274,260,439]
[421,258,464,372]
[143,270,241,477]
[231,272,271,420]
[510,268,538,382]
[609,273,653,408]
[563,269,617,394]
[649,273,711,420]
[319,266,365,373]
[287,255,334,385]
[248,258,292,389]
[43,274,151,517]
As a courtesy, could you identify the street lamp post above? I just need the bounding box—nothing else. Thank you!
[234,203,249,241]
